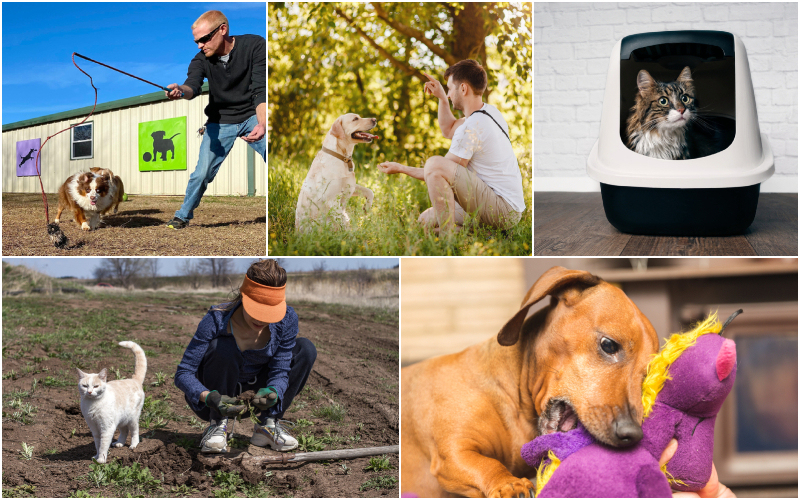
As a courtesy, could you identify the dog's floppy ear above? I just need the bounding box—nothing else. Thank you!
[497,266,600,346]
[330,117,346,140]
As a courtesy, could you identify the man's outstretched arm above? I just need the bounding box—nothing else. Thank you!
[378,162,425,180]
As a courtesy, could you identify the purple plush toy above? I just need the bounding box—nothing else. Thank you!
[522,311,739,497]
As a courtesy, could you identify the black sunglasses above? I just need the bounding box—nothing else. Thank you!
[194,24,224,45]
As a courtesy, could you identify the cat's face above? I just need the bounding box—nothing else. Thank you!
[77,368,108,399]
[636,66,695,132]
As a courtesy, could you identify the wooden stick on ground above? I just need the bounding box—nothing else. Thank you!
[243,445,399,465]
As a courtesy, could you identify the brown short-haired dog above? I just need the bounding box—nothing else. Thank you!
[401,266,659,497]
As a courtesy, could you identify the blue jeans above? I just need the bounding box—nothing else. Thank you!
[174,114,266,221]
[187,336,317,424]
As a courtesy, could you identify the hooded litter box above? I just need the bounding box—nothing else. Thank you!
[587,30,774,236]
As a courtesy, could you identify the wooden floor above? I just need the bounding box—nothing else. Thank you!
[534,192,797,256]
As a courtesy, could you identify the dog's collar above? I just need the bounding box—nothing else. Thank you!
[320,146,354,172]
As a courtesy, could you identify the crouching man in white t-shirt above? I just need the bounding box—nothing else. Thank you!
[378,59,525,233]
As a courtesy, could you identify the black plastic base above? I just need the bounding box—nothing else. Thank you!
[600,183,760,236]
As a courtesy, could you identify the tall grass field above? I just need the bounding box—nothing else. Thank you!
[268,151,532,256]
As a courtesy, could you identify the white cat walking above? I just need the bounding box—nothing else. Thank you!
[77,341,147,464]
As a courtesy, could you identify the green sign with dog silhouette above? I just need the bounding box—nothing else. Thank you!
[138,116,186,171]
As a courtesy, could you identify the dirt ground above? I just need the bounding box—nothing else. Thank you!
[2,193,266,256]
[1,291,399,497]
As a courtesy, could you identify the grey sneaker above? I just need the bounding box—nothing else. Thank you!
[251,418,298,451]
[200,417,229,453]
[166,217,188,229]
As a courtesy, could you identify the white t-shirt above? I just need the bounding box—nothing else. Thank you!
[448,103,525,213]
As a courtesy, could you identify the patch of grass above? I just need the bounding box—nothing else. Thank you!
[41,375,71,388]
[68,490,97,498]
[294,418,314,429]
[297,434,325,452]
[364,455,392,472]
[3,389,31,400]
[320,428,344,446]
[241,481,271,498]
[5,399,38,424]
[139,395,174,429]
[170,484,197,496]
[359,474,398,491]
[2,484,37,497]
[188,417,206,430]
[20,442,34,460]
[227,436,250,449]
[312,402,346,422]
[212,470,244,498]
[268,152,532,256]
[174,436,195,450]
[3,369,18,380]
[84,460,161,496]
[150,372,167,387]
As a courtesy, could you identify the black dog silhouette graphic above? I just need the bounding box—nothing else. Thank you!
[150,131,181,161]
[18,148,37,168]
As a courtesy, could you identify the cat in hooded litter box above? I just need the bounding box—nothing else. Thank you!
[626,66,720,160]
[77,341,147,463]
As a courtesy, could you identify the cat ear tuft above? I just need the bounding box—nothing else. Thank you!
[637,70,655,94]
[98,368,107,382]
[76,368,86,379]
[678,66,693,83]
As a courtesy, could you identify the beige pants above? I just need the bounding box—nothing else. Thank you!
[450,167,522,230]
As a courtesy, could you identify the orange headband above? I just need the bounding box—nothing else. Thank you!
[240,276,287,323]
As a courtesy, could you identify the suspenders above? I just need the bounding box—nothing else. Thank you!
[472,109,511,142]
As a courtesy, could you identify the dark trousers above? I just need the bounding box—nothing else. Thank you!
[188,336,317,424]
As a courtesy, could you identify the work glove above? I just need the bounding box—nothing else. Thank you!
[253,386,279,410]
[205,391,245,417]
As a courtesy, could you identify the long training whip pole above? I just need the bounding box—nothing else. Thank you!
[73,53,174,92]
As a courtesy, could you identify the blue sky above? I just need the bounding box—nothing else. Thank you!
[3,258,400,279]
[2,2,266,125]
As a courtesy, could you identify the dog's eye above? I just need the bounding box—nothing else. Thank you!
[600,337,620,355]
[353,117,358,121]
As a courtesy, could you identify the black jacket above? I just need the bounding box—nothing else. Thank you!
[183,34,266,124]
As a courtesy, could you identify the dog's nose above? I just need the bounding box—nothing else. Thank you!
[613,418,643,447]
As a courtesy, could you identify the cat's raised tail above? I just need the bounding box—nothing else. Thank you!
[118,341,147,385]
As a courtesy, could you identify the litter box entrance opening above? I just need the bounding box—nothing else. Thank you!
[619,31,736,159]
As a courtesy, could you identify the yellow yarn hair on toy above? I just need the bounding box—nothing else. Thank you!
[534,450,561,497]
[641,312,722,418]
[660,460,688,487]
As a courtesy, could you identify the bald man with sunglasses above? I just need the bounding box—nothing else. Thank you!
[164,10,266,230]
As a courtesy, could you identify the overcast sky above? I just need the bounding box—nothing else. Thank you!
[2,258,399,279]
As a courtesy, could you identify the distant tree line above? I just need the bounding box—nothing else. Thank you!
[92,258,235,290]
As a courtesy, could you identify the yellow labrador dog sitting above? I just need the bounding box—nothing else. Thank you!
[295,113,379,232]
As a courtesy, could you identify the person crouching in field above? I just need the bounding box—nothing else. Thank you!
[174,259,316,453]
[378,59,525,234]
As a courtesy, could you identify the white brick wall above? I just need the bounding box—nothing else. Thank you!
[535,2,798,192]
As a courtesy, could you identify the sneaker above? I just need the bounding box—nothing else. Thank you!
[251,418,298,451]
[166,217,188,229]
[200,417,229,453]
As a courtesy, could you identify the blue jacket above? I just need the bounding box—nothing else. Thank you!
[174,302,298,416]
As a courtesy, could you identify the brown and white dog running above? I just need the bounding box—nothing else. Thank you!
[89,167,125,217]
[55,168,124,231]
